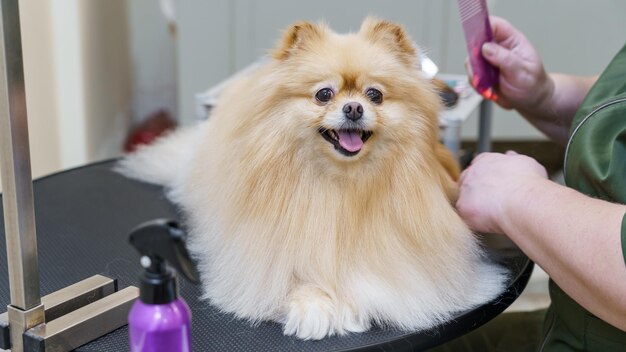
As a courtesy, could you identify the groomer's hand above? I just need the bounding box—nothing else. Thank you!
[456,151,548,234]
[467,17,554,114]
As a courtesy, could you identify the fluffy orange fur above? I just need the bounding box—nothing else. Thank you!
[118,17,505,340]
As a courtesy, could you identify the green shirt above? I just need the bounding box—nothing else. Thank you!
[543,42,626,351]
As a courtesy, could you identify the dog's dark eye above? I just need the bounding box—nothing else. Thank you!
[315,88,334,103]
[366,88,383,104]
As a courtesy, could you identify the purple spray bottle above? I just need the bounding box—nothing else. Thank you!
[128,219,200,352]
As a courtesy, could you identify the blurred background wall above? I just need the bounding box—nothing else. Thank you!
[7,0,626,180]
[14,0,131,184]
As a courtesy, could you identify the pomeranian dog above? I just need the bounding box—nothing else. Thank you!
[118,17,506,340]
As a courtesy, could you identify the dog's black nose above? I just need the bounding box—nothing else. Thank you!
[343,102,363,121]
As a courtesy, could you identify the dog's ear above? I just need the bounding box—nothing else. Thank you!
[272,21,325,60]
[360,17,418,67]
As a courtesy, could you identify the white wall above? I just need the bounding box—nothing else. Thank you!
[176,0,232,125]
[49,0,131,168]
[127,0,178,124]
[1,0,132,192]
[17,0,61,179]
[79,1,132,161]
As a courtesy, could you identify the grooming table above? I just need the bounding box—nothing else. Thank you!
[0,161,532,351]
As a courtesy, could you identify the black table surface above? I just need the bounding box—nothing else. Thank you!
[0,160,533,351]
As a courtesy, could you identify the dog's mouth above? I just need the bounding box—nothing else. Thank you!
[318,128,373,156]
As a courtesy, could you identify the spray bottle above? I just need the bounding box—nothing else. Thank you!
[128,219,199,352]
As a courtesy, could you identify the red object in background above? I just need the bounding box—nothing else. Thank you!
[124,109,177,152]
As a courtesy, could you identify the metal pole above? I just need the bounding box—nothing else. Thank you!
[0,2,139,350]
[0,0,45,349]
[478,99,493,153]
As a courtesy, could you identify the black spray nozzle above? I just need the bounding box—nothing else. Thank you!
[129,219,200,304]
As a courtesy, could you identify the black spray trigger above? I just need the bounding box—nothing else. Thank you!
[128,219,200,284]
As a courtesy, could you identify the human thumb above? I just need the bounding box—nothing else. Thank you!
[481,42,511,68]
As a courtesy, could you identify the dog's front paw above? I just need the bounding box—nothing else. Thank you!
[282,286,336,340]
[282,286,370,340]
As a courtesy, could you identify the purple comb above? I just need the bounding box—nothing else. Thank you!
[457,0,499,98]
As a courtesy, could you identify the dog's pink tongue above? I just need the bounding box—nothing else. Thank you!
[337,130,363,152]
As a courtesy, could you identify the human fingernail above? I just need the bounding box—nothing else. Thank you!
[482,43,496,58]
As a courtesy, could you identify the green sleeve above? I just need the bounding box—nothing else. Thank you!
[622,213,626,266]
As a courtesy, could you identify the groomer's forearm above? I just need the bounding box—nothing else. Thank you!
[500,178,626,331]
[518,74,597,145]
